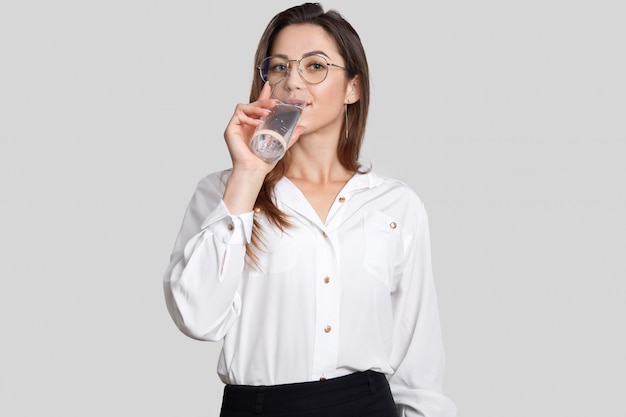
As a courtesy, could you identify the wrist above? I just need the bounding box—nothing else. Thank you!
[223,169,266,215]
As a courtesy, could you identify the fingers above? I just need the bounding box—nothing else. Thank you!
[223,84,279,167]
[226,84,277,134]
[235,82,275,124]
[232,102,270,127]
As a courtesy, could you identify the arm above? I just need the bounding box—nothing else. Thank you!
[163,83,305,341]
[388,207,457,417]
[162,83,273,340]
[163,173,253,341]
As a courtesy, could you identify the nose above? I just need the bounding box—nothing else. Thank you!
[284,60,305,89]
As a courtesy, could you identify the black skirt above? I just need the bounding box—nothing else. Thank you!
[219,370,397,417]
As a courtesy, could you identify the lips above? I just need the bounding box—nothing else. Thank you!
[284,98,307,107]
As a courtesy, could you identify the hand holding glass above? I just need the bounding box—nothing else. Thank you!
[250,80,305,163]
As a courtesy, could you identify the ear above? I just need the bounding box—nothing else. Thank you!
[344,75,361,104]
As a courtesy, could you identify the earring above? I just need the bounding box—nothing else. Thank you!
[344,103,349,139]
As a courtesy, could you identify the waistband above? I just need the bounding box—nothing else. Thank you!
[221,371,389,413]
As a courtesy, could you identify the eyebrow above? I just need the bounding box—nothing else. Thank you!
[271,50,331,60]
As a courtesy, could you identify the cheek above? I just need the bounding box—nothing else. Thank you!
[300,102,343,129]
[314,88,347,115]
[311,78,348,107]
[299,81,348,126]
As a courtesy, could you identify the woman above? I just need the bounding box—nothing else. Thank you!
[163,3,457,416]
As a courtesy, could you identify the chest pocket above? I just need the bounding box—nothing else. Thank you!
[364,211,404,287]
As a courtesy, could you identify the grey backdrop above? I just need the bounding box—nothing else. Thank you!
[1,1,624,416]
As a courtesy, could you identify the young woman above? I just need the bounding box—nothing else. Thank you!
[163,3,457,416]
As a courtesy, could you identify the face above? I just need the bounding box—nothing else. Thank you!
[268,24,357,139]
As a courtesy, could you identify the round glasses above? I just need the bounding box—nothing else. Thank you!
[257,54,346,85]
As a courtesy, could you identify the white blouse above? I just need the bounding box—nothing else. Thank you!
[163,169,457,417]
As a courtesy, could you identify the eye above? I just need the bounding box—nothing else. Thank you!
[264,57,289,74]
[303,56,328,72]
[269,62,288,73]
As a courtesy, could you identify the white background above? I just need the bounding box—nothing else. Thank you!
[1,1,624,416]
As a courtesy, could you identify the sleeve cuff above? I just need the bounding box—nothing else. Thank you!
[200,200,254,245]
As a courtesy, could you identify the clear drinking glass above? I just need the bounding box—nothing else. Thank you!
[250,80,306,163]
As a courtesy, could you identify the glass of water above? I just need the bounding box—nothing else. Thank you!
[250,80,306,163]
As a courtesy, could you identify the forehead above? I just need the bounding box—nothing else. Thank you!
[270,24,341,61]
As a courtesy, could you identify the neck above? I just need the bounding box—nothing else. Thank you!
[286,138,352,184]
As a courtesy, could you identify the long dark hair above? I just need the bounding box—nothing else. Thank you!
[247,3,370,264]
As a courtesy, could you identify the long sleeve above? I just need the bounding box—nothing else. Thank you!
[163,173,254,341]
[387,207,457,417]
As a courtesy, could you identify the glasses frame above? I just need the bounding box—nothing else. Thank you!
[257,54,346,85]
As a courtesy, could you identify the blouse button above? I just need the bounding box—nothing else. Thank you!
[324,325,332,333]
[227,223,234,231]
[323,276,330,284]
[322,231,328,238]
[319,376,327,381]
[389,222,397,229]
[338,196,346,203]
